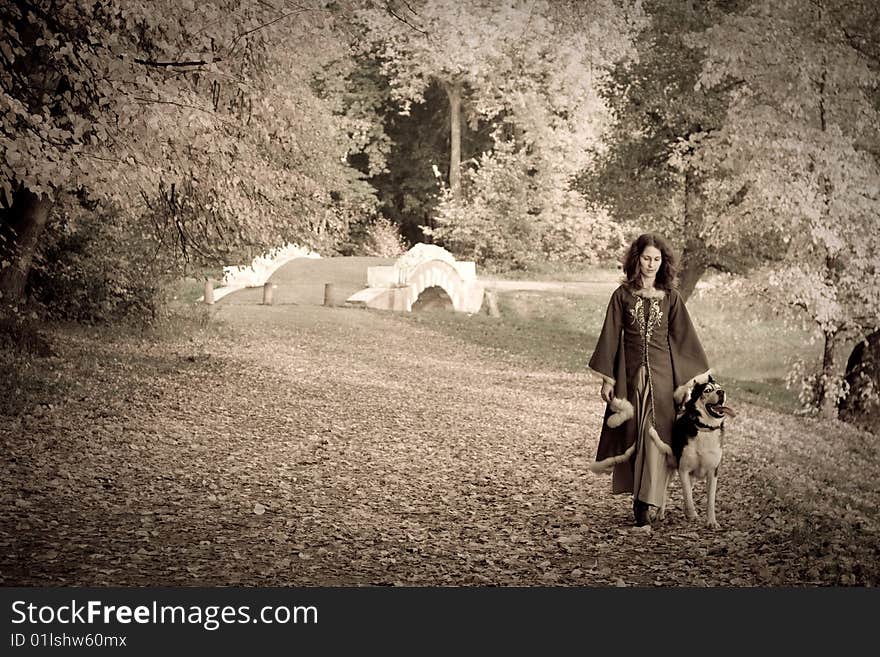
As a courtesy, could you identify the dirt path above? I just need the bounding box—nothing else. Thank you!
[2,304,877,586]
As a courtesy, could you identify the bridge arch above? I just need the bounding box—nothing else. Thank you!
[411,286,454,312]
[346,245,484,314]
[402,259,463,312]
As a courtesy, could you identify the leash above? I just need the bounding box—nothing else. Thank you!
[638,294,665,458]
[642,297,660,438]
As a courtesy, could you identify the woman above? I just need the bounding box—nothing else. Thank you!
[588,233,710,526]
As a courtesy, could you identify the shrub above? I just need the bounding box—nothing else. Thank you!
[28,198,178,323]
[362,216,407,257]
[427,145,627,269]
[0,309,54,357]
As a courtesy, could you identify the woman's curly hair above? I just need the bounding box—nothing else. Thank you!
[621,233,679,292]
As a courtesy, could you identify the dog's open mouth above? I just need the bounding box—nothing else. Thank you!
[706,402,736,418]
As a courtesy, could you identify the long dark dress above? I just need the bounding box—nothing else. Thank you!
[588,285,710,505]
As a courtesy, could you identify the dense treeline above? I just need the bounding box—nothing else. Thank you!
[1,0,879,421]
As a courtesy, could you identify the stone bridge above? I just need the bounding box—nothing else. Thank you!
[346,244,484,314]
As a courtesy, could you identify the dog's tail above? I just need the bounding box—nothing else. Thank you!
[647,426,671,455]
[589,427,674,473]
[587,443,636,473]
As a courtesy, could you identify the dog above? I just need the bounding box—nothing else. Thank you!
[658,376,735,529]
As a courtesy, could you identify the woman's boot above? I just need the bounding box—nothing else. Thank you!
[633,499,650,527]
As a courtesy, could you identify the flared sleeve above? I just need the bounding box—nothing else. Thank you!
[589,287,624,382]
[667,289,710,388]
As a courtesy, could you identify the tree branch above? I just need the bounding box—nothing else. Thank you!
[727,181,751,208]
[227,7,313,53]
[716,78,746,94]
[400,0,419,15]
[134,57,219,68]
[386,4,428,36]
[132,96,213,114]
[839,25,880,64]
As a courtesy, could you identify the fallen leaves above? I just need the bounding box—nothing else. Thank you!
[0,304,878,587]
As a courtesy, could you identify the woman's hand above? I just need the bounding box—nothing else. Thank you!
[600,380,614,404]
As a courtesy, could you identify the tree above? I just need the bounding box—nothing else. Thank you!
[354,1,628,196]
[353,0,512,199]
[839,330,880,434]
[354,0,634,266]
[692,0,880,417]
[578,0,782,300]
[323,55,496,245]
[829,0,880,428]
[1,0,373,308]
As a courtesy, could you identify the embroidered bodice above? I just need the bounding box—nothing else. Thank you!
[629,294,663,345]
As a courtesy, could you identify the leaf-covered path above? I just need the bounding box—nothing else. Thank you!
[2,305,878,586]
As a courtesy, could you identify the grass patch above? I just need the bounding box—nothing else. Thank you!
[396,290,605,374]
[482,259,622,283]
[686,295,819,382]
[722,377,803,415]
[400,302,597,373]
[399,280,817,415]
[169,276,219,305]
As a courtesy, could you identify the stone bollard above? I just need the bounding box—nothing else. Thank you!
[262,281,275,305]
[323,283,335,307]
[204,278,215,305]
[486,290,500,318]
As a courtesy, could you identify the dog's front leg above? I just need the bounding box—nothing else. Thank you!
[706,468,720,530]
[658,468,674,521]
[680,469,697,521]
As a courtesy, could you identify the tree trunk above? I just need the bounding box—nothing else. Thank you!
[816,329,840,419]
[678,167,707,302]
[0,186,53,306]
[839,329,880,434]
[812,8,839,421]
[678,254,707,301]
[444,79,462,199]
